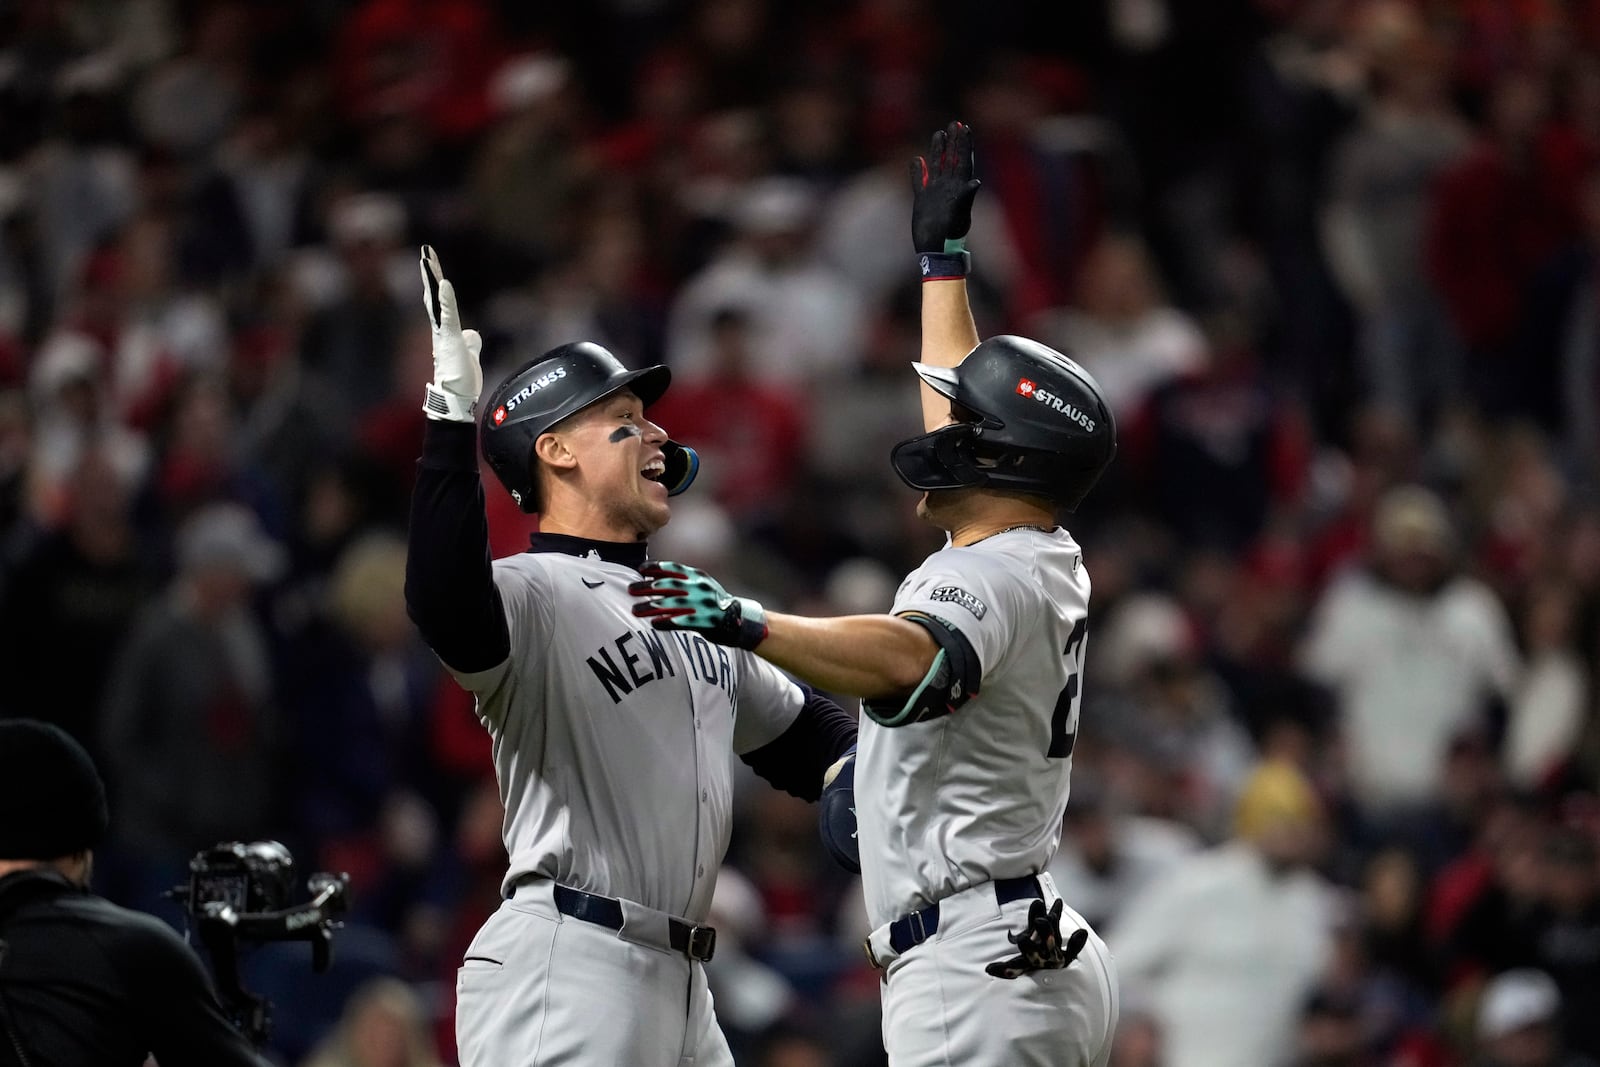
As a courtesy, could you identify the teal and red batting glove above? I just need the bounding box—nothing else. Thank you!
[629,561,769,651]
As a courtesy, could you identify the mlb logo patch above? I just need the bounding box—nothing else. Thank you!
[1016,378,1036,397]
[493,406,507,425]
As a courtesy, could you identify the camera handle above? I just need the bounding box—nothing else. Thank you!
[192,873,351,1046]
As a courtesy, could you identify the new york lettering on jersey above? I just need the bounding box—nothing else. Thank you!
[586,625,739,705]
[461,544,807,923]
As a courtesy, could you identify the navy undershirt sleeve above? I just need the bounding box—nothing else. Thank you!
[404,421,511,673]
[740,685,858,801]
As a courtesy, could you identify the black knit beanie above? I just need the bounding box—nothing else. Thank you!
[0,719,110,860]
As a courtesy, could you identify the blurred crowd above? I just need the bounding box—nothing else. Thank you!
[2,0,1600,1065]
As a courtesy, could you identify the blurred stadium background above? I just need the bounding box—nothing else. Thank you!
[2,1,1600,1065]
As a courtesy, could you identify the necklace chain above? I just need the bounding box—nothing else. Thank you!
[975,523,1055,543]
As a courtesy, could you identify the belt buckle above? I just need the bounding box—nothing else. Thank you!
[687,925,717,962]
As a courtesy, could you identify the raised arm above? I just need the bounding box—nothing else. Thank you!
[403,247,510,676]
[910,120,983,430]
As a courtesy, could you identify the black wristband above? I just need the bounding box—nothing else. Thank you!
[918,250,971,281]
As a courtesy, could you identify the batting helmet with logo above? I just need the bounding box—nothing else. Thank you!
[891,335,1116,512]
[480,341,699,512]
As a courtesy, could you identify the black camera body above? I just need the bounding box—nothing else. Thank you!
[186,841,299,917]
[172,841,350,1048]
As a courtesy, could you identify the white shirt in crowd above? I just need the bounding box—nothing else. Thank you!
[1300,570,1520,812]
[1110,841,1338,1067]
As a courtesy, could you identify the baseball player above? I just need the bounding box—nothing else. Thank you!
[631,122,1120,1066]
[402,248,857,1067]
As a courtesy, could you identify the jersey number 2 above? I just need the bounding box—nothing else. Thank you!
[1049,618,1088,759]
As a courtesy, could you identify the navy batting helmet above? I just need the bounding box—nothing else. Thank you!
[891,335,1116,512]
[480,342,699,513]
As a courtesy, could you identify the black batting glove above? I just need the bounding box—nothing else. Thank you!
[985,898,1088,980]
[910,120,982,254]
[629,561,769,651]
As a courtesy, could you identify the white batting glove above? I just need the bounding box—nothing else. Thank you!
[419,245,483,422]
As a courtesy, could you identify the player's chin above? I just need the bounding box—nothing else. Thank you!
[639,477,671,510]
[635,490,672,533]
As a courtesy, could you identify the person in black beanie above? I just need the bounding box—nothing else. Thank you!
[0,719,263,1067]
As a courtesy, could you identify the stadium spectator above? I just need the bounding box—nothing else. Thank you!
[666,176,865,384]
[1470,969,1599,1067]
[1301,485,1522,832]
[1112,759,1339,1067]
[97,502,286,916]
[299,977,443,1067]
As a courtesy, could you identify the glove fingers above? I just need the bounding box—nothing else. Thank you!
[463,329,483,361]
[909,156,928,192]
[638,584,717,605]
[638,561,693,581]
[1048,899,1064,923]
[420,246,443,329]
[985,957,1026,980]
[632,602,694,621]
[627,580,693,598]
[1064,928,1089,962]
[930,129,948,174]
[950,121,973,180]
[436,276,460,329]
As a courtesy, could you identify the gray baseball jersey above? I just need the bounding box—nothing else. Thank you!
[855,525,1091,929]
[448,548,803,923]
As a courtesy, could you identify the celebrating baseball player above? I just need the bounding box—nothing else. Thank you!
[402,247,857,1067]
[631,122,1121,1065]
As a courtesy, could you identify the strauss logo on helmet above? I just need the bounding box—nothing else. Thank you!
[1016,376,1097,432]
[503,365,569,413]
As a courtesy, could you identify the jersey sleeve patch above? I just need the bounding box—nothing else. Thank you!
[929,585,988,620]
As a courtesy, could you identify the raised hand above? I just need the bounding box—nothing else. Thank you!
[419,245,484,422]
[910,120,982,255]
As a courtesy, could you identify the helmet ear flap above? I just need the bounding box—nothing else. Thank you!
[890,424,988,491]
[662,441,699,496]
